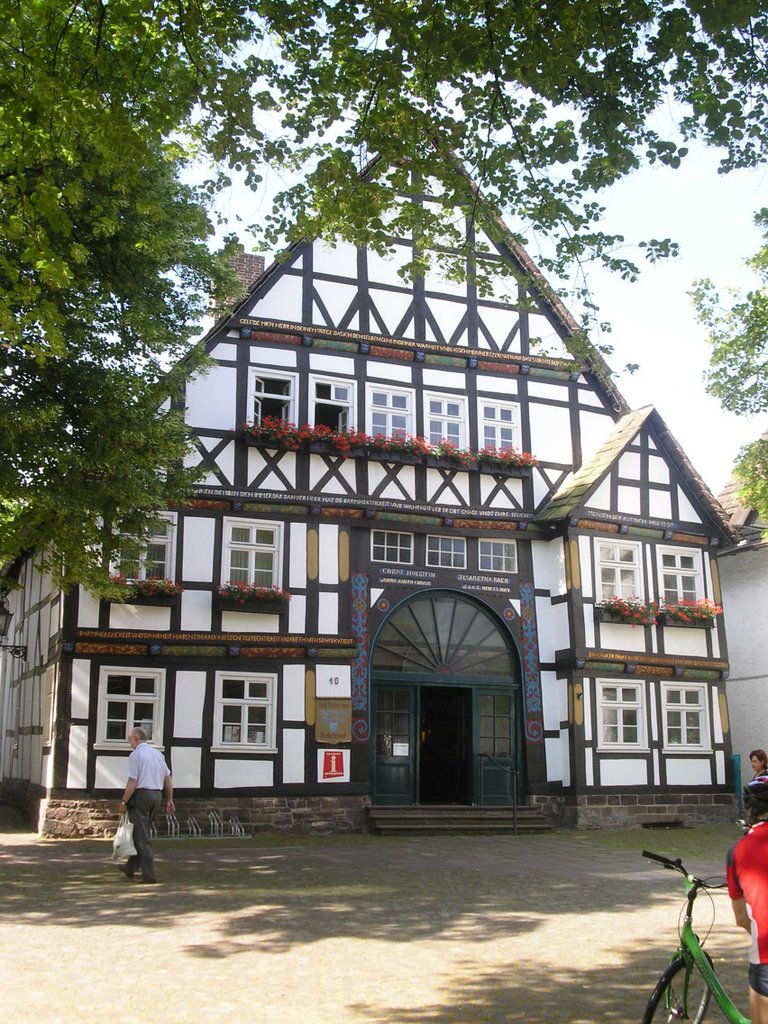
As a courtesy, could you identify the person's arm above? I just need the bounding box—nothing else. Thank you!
[163,772,175,814]
[119,777,137,811]
[731,897,751,933]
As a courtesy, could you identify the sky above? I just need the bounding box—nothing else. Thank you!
[553,147,768,499]
[219,143,767,500]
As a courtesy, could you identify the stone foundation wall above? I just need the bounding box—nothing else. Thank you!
[532,792,738,830]
[39,795,370,838]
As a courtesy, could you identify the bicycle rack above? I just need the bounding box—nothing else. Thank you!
[229,815,246,837]
[208,810,224,837]
[165,812,180,837]
[187,815,202,837]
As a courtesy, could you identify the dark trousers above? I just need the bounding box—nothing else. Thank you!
[126,789,162,881]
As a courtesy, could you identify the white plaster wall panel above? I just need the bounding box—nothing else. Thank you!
[648,489,673,520]
[648,456,670,484]
[544,736,567,784]
[712,687,724,744]
[309,353,356,375]
[287,594,307,634]
[525,381,563,401]
[313,282,359,329]
[661,628,708,657]
[677,487,703,523]
[578,388,604,408]
[579,410,616,465]
[170,746,201,788]
[578,536,594,598]
[226,329,240,337]
[289,524,308,589]
[70,660,90,720]
[529,403,573,463]
[532,466,554,508]
[249,345,297,367]
[186,365,237,430]
[282,665,306,721]
[109,604,172,631]
[77,589,100,628]
[366,245,412,286]
[665,759,710,786]
[315,665,351,698]
[318,525,339,585]
[586,749,594,785]
[214,759,274,788]
[528,313,569,357]
[313,239,359,276]
[583,608,596,647]
[645,546,655,601]
[618,451,642,479]
[221,610,281,633]
[653,748,660,785]
[541,672,568,730]
[479,474,523,509]
[423,267,468,297]
[282,728,306,784]
[476,374,518,396]
[316,748,351,782]
[94,755,126,789]
[425,469,470,506]
[427,300,467,345]
[477,305,520,349]
[248,449,297,489]
[42,751,53,788]
[174,671,207,738]
[67,725,89,789]
[422,368,465,389]
[209,342,238,361]
[599,622,647,652]
[366,361,413,383]
[586,477,611,511]
[318,592,339,635]
[648,437,657,449]
[716,748,725,785]
[368,289,414,337]
[180,590,212,631]
[531,539,567,596]
[533,599,569,667]
[583,678,592,743]
[617,485,642,515]
[211,440,235,483]
[369,463,417,500]
[249,273,303,321]
[309,455,356,495]
[649,686,659,743]
[600,758,647,786]
[182,518,216,582]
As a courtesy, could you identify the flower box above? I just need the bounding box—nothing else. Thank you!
[657,612,714,630]
[478,462,532,478]
[596,608,655,626]
[369,449,421,464]
[122,592,180,607]
[216,595,288,614]
[595,599,657,627]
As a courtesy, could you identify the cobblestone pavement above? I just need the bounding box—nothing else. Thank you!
[0,806,752,1023]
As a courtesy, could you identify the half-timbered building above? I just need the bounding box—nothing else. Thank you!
[0,186,739,835]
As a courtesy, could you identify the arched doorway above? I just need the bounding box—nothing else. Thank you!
[370,590,523,807]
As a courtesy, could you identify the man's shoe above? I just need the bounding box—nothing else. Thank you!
[138,877,157,884]
[117,865,135,879]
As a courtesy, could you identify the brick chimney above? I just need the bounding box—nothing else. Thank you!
[230,251,265,294]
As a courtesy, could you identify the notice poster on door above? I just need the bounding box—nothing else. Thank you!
[318,749,349,783]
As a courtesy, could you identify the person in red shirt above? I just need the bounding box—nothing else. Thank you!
[727,778,768,1024]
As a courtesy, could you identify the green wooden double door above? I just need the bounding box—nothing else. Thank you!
[372,682,523,806]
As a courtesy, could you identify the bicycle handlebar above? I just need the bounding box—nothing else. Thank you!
[642,850,728,890]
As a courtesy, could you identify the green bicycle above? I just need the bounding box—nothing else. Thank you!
[641,850,750,1023]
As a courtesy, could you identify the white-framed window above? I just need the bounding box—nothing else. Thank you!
[213,671,277,751]
[310,375,355,430]
[662,684,709,749]
[479,539,518,574]
[597,541,642,600]
[97,668,165,746]
[658,547,701,604]
[427,535,467,569]
[424,394,467,446]
[480,400,520,450]
[367,384,414,438]
[115,513,177,581]
[371,530,413,564]
[597,681,646,748]
[249,369,298,423]
[222,518,282,587]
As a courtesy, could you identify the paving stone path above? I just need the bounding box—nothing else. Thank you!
[0,807,752,1023]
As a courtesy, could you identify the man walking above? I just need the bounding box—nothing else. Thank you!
[117,726,174,884]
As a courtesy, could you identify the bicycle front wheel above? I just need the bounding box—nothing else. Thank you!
[641,955,712,1022]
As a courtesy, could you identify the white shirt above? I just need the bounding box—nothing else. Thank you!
[127,741,171,790]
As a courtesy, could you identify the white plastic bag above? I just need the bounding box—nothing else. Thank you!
[112,814,137,859]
